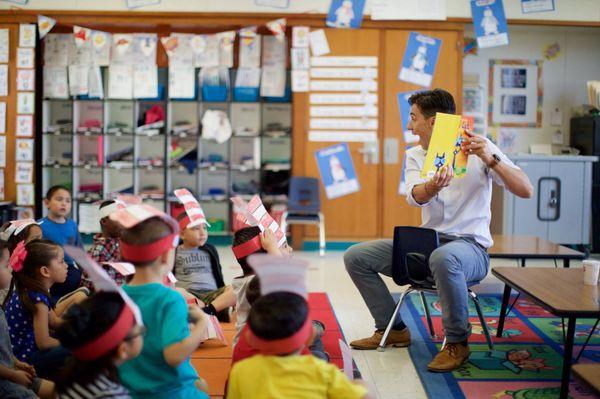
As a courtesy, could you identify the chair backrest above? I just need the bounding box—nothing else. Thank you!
[391,226,439,286]
[287,177,320,213]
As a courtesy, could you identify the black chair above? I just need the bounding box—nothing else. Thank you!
[377,226,494,351]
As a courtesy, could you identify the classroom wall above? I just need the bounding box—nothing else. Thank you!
[1,0,599,22]
[463,25,600,153]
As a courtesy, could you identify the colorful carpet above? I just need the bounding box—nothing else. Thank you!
[192,292,352,398]
[399,292,600,399]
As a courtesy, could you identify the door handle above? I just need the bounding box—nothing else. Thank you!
[537,177,561,221]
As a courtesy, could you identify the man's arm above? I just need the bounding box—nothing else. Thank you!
[411,165,454,205]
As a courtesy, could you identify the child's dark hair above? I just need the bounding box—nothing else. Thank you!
[248,292,308,341]
[45,185,71,200]
[56,292,130,392]
[99,200,116,218]
[2,239,61,312]
[1,221,40,255]
[120,217,175,266]
[246,275,261,306]
[233,226,265,275]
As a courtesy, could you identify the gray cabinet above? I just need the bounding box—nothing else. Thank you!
[491,155,597,245]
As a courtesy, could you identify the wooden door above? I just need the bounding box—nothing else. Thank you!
[293,29,381,240]
[381,29,463,236]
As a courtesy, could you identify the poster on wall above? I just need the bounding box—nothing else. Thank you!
[0,29,8,63]
[15,162,33,184]
[19,24,36,48]
[0,102,5,134]
[0,136,5,167]
[16,115,33,137]
[326,0,366,29]
[0,65,6,96]
[315,143,360,199]
[489,59,542,127]
[16,139,34,161]
[17,184,34,206]
[16,48,35,69]
[398,32,441,88]
[17,92,35,114]
[471,0,509,49]
[17,69,35,91]
[521,0,555,14]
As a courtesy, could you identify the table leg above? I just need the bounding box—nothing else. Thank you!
[521,258,526,267]
[563,258,570,268]
[560,317,576,399]
[497,284,511,338]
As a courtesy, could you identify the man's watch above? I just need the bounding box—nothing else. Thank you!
[487,154,501,169]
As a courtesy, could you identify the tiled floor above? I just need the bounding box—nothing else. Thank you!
[217,246,585,399]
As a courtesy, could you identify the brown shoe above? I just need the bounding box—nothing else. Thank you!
[349,328,411,350]
[427,342,470,372]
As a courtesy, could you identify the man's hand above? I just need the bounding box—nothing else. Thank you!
[461,130,493,166]
[428,164,454,192]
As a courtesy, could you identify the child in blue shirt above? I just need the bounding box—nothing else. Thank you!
[116,207,209,399]
[38,185,84,301]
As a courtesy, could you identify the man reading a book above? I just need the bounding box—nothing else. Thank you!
[344,89,533,372]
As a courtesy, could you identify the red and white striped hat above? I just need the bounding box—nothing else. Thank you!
[174,189,210,230]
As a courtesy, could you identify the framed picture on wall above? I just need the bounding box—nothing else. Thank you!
[489,59,543,127]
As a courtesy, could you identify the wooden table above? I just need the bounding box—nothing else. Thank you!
[572,364,600,395]
[493,267,600,399]
[489,235,585,268]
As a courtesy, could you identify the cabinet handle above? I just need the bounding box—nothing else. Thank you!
[537,177,561,222]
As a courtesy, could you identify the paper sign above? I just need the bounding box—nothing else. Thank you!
[311,67,377,79]
[292,26,309,48]
[235,67,261,89]
[0,102,4,133]
[92,31,111,66]
[315,143,360,199]
[260,65,286,98]
[309,30,330,57]
[471,0,509,49]
[218,31,236,68]
[291,70,309,92]
[339,339,354,380]
[194,34,219,67]
[17,93,34,114]
[37,15,56,39]
[399,32,441,87]
[421,113,462,179]
[311,56,377,68]
[310,79,376,92]
[310,118,377,130]
[16,48,35,69]
[310,93,378,104]
[108,65,133,99]
[0,65,7,97]
[43,66,68,99]
[15,162,33,183]
[169,65,195,99]
[65,246,143,326]
[371,0,446,20]
[16,115,33,137]
[16,69,35,91]
[19,24,36,48]
[88,66,104,99]
[239,32,261,68]
[326,0,366,29]
[44,34,70,67]
[17,184,34,206]
[309,130,377,143]
[521,0,554,14]
[16,139,34,161]
[0,29,8,63]
[126,0,161,9]
[310,105,377,118]
[231,195,287,246]
[68,64,90,96]
[291,48,310,70]
[0,136,5,167]
[133,64,157,99]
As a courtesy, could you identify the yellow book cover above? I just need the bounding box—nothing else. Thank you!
[421,112,462,179]
[453,116,474,178]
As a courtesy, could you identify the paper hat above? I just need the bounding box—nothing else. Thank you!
[247,254,309,299]
[64,246,142,361]
[1,219,38,240]
[231,195,287,247]
[98,200,126,219]
[174,188,210,229]
[103,262,135,277]
[109,204,179,263]
[115,194,143,206]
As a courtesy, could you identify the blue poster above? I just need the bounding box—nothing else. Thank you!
[315,143,360,199]
[471,0,509,49]
[397,92,421,144]
[398,32,442,88]
[326,0,366,29]
[521,0,555,14]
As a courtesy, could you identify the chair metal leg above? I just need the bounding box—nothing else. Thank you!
[318,212,325,257]
[469,290,494,350]
[377,288,413,352]
[420,291,436,338]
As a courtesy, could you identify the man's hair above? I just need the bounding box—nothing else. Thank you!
[248,292,308,341]
[45,185,70,200]
[408,89,456,118]
[120,217,174,266]
[232,226,265,275]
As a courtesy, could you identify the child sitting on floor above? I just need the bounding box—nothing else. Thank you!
[113,205,209,399]
[56,291,144,398]
[0,240,55,399]
[174,212,234,322]
[3,240,80,378]
[38,186,84,301]
[227,292,370,398]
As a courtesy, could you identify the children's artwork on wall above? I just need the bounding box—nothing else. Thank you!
[15,162,33,183]
[326,0,366,29]
[463,36,478,57]
[17,184,34,206]
[398,32,442,88]
[521,0,554,14]
[315,143,360,199]
[0,102,4,134]
[420,112,462,179]
[16,115,33,137]
[16,139,34,161]
[16,92,34,114]
[309,29,330,57]
[37,15,56,39]
[0,29,8,63]
[0,65,7,97]
[292,26,309,48]
[18,24,36,48]
[497,128,517,153]
[16,47,34,69]
[543,42,561,60]
[489,59,543,127]
[471,0,509,49]
[16,69,34,91]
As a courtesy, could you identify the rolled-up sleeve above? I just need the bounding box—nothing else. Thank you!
[486,139,521,187]
[405,148,429,208]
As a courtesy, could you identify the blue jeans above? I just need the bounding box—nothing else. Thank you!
[29,345,71,378]
[344,235,489,343]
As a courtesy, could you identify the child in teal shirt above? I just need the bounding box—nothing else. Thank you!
[115,206,209,399]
